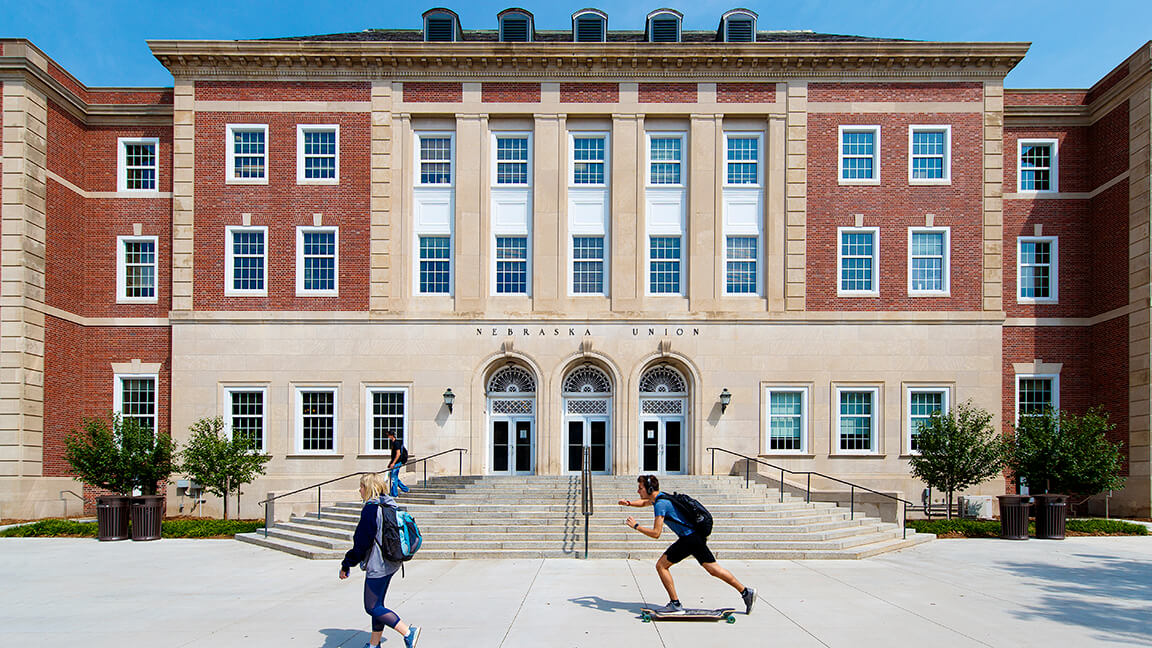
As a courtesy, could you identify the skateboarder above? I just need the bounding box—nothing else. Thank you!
[620,474,756,615]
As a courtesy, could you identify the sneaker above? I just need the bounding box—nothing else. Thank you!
[404,625,421,648]
[741,587,756,614]
[658,600,685,614]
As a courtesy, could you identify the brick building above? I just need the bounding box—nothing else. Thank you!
[1,8,1149,519]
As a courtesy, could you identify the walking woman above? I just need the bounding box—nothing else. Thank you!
[339,473,422,648]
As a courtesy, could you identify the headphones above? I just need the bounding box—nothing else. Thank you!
[639,474,659,494]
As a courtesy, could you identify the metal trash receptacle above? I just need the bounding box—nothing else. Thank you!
[1033,494,1067,540]
[997,495,1032,540]
[96,495,130,541]
[130,495,164,541]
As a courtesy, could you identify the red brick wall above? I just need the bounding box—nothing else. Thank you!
[87,125,174,193]
[1089,103,1129,190]
[45,181,87,314]
[806,112,984,310]
[560,83,618,103]
[1089,182,1129,314]
[717,83,776,104]
[1003,199,1091,319]
[403,82,462,103]
[1086,62,1131,104]
[482,82,540,103]
[1004,91,1088,106]
[195,81,368,102]
[1092,316,1130,473]
[809,82,982,103]
[87,90,174,105]
[639,83,696,103]
[47,102,87,189]
[1001,326,1092,425]
[1003,127,1089,193]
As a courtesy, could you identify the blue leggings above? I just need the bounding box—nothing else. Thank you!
[363,573,401,632]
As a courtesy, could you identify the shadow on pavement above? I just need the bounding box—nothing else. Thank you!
[319,627,368,647]
[569,595,648,617]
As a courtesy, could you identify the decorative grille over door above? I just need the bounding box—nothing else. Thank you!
[562,365,612,395]
[639,365,687,394]
[488,365,536,395]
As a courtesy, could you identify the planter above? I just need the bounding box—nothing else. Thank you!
[130,495,164,541]
[997,495,1032,540]
[1033,494,1068,540]
[95,496,131,541]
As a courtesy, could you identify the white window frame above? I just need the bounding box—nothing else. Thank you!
[492,235,530,296]
[835,386,880,455]
[296,124,339,185]
[723,132,763,187]
[364,386,410,455]
[646,235,684,296]
[117,137,159,192]
[1015,374,1060,424]
[416,234,453,296]
[116,235,158,304]
[224,386,267,453]
[905,386,950,455]
[837,226,880,297]
[646,132,686,187]
[415,132,455,187]
[764,386,809,454]
[569,235,607,296]
[569,132,609,187]
[491,132,532,187]
[295,226,339,296]
[907,227,950,296]
[225,226,268,297]
[838,125,881,185]
[225,124,269,185]
[1017,236,1058,303]
[908,125,951,185]
[1017,138,1059,193]
[114,373,158,432]
[294,386,339,455]
[724,235,760,296]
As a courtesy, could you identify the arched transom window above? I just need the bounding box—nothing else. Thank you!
[563,365,612,395]
[639,365,687,395]
[487,365,536,395]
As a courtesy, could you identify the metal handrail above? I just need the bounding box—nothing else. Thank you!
[257,448,468,537]
[580,446,593,559]
[706,447,913,539]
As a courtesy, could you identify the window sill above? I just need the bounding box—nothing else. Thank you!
[838,179,881,186]
[837,292,880,298]
[296,290,339,297]
[829,453,887,459]
[297,178,340,186]
[226,178,269,186]
[116,298,159,305]
[285,453,343,459]
[909,179,951,186]
[759,453,815,459]
[225,292,269,298]
[908,291,950,298]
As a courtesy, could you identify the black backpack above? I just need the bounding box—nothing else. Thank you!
[392,438,409,464]
[659,491,713,537]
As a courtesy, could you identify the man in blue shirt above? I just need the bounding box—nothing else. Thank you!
[620,474,756,614]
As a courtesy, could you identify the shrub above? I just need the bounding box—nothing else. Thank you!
[1006,407,1125,495]
[180,417,271,520]
[0,518,264,538]
[64,413,177,495]
[907,401,1004,518]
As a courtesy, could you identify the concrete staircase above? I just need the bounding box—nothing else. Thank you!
[236,475,933,560]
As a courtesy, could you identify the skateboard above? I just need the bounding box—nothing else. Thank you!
[640,607,737,623]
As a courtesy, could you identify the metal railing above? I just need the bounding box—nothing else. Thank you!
[706,447,913,539]
[257,448,468,537]
[580,446,593,559]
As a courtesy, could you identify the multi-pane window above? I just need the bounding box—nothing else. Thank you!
[418,236,451,294]
[368,389,407,453]
[227,125,267,182]
[649,236,682,294]
[908,388,948,453]
[297,227,337,295]
[298,388,336,452]
[118,237,157,302]
[118,138,158,191]
[1017,377,1056,419]
[838,389,877,453]
[495,236,528,294]
[649,136,682,185]
[226,227,267,295]
[725,236,758,294]
[572,136,606,185]
[419,136,453,185]
[298,125,338,182]
[726,136,759,185]
[909,229,948,294]
[1019,140,1057,192]
[228,389,265,452]
[1018,237,1057,302]
[495,136,529,185]
[117,376,156,432]
[839,228,878,295]
[909,127,949,182]
[572,236,605,294]
[767,389,807,452]
[840,126,879,181]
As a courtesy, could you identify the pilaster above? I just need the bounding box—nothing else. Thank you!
[982,81,1005,312]
[688,114,720,311]
[171,79,195,312]
[1128,65,1152,516]
[369,81,394,312]
[784,82,808,311]
[611,114,641,312]
[532,114,562,312]
[454,114,486,312]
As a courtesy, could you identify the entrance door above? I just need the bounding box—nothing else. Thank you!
[641,416,684,474]
[491,417,534,474]
[566,416,610,474]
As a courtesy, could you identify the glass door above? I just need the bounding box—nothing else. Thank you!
[491,417,534,474]
[566,416,610,474]
[641,416,685,474]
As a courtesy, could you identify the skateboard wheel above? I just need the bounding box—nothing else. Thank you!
[726,615,736,624]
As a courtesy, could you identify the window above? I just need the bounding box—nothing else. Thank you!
[226,388,266,452]
[115,374,157,432]
[649,236,682,295]
[226,125,268,183]
[646,10,682,43]
[296,125,338,183]
[572,135,607,185]
[117,236,157,303]
[839,126,880,183]
[499,11,532,42]
[1018,139,1058,192]
[838,227,879,296]
[1017,375,1058,420]
[908,228,949,295]
[225,227,267,296]
[907,388,949,454]
[423,10,459,42]
[909,126,950,183]
[766,388,808,453]
[725,236,758,294]
[573,10,606,42]
[572,236,605,294]
[495,136,530,185]
[296,387,337,453]
[837,388,878,454]
[648,135,683,186]
[296,227,338,295]
[721,9,757,42]
[1017,237,1057,302]
[418,235,451,294]
[366,387,408,454]
[495,236,528,294]
[118,137,158,192]
[725,135,760,185]
[418,135,453,185]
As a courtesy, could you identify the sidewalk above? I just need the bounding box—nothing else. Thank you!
[2,535,1150,647]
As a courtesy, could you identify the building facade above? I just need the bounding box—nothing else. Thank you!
[1,8,1149,519]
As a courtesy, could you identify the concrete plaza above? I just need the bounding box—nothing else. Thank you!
[2,535,1150,647]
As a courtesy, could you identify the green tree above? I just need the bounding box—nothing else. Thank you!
[180,416,271,520]
[908,401,1004,519]
[1006,406,1125,495]
[64,413,177,495]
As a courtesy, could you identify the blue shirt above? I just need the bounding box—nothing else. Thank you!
[653,495,693,537]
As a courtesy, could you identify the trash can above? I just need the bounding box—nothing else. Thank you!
[1033,494,1067,540]
[997,495,1032,540]
[130,495,164,541]
[96,495,130,541]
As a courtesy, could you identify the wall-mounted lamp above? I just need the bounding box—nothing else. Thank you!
[443,388,455,414]
[719,388,732,414]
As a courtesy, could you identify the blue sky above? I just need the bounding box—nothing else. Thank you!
[5,0,1148,89]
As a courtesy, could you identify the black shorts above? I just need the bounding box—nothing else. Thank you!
[662,532,715,565]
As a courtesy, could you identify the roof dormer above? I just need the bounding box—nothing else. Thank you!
[423,8,461,42]
[646,9,683,43]
[572,9,607,43]
[718,8,757,43]
[498,8,534,42]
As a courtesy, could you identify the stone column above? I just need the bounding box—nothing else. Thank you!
[171,78,195,312]
[454,114,486,312]
[784,82,808,312]
[983,81,1005,313]
[532,114,562,312]
[369,80,394,312]
[611,113,641,312]
[688,114,720,310]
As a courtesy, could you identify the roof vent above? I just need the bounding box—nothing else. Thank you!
[718,9,758,43]
[726,19,753,42]
[573,9,607,43]
[647,10,682,43]
[423,9,460,42]
[499,9,534,42]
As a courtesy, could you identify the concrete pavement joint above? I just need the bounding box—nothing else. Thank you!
[760,562,833,648]
[499,559,546,648]
[625,557,667,647]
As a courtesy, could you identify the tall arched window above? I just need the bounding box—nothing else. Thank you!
[639,364,688,474]
[563,364,613,474]
[487,365,536,474]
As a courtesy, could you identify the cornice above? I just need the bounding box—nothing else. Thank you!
[0,56,172,125]
[1004,104,1090,127]
[148,40,1029,80]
